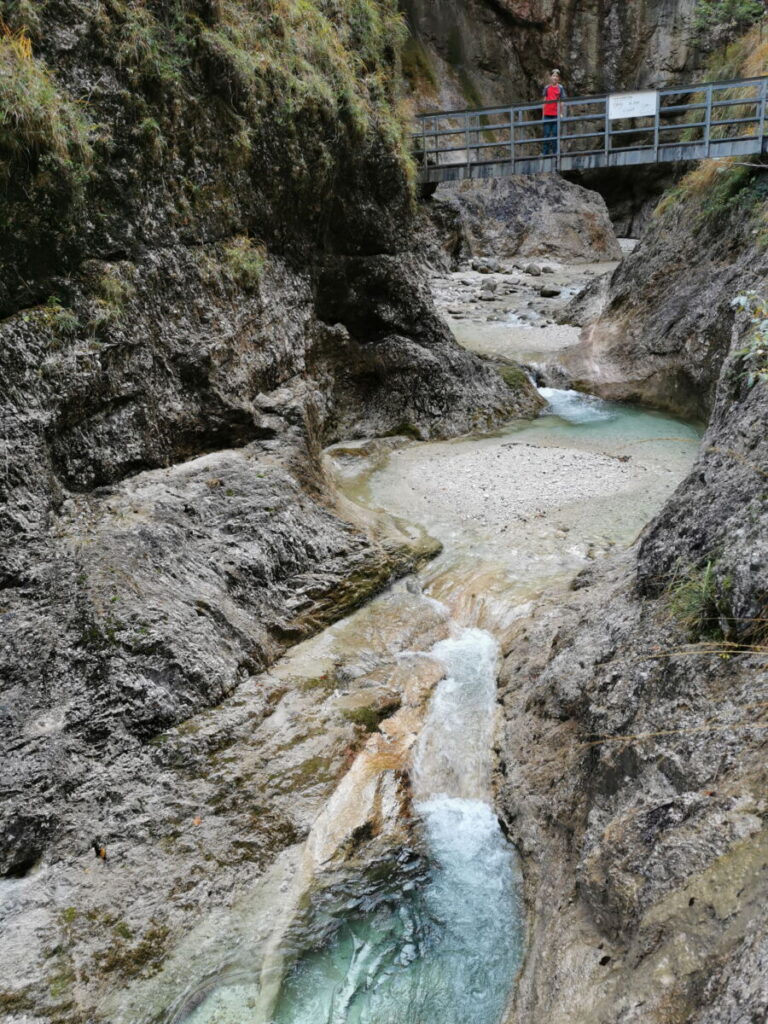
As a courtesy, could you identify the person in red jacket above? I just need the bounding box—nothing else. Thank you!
[542,69,566,156]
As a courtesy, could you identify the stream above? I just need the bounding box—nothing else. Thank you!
[269,632,523,1024]
[173,262,701,1024]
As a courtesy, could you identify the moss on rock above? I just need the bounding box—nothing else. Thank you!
[0,0,416,316]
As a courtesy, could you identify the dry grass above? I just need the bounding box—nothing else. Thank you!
[0,16,93,183]
[654,21,768,218]
[0,18,32,59]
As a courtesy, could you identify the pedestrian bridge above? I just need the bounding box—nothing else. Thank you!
[414,75,768,182]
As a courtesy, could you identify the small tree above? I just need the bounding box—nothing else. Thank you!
[694,0,766,36]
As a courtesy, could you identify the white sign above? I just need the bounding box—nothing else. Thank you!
[608,90,658,120]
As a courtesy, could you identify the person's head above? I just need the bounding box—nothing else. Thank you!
[550,69,561,84]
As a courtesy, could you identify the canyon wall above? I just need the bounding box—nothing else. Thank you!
[557,162,768,419]
[498,159,768,1023]
[0,3,541,1016]
[402,0,701,112]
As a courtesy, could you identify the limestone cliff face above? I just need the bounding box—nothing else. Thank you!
[497,161,768,1024]
[402,0,699,112]
[500,329,768,1024]
[555,164,768,420]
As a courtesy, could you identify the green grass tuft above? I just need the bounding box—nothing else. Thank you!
[0,20,93,189]
[666,560,727,639]
[223,236,267,291]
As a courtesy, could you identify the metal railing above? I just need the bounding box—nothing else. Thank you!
[413,76,768,182]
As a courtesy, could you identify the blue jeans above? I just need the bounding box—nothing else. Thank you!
[542,116,558,155]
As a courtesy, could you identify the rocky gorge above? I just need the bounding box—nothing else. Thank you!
[1,2,767,1024]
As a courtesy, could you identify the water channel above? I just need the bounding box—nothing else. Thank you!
[177,369,700,1024]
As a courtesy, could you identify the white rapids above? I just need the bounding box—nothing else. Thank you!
[538,386,617,424]
[267,629,523,1024]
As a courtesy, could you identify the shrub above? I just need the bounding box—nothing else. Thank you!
[693,0,765,39]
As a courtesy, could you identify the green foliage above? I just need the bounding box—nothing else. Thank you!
[13,296,80,338]
[94,268,135,308]
[698,162,757,221]
[0,0,417,313]
[136,116,164,161]
[0,21,93,189]
[198,0,407,135]
[657,160,768,226]
[666,559,727,639]
[223,236,267,290]
[732,291,768,386]
[341,702,397,731]
[84,265,137,332]
[44,297,80,335]
[110,0,191,87]
[1,1,42,38]
[693,0,765,35]
[496,363,529,391]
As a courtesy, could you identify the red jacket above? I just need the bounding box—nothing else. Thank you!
[543,84,565,117]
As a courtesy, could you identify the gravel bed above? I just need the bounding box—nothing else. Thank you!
[377,440,640,529]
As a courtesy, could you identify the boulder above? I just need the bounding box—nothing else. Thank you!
[424,176,621,265]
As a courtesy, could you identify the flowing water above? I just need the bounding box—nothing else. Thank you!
[270,632,523,1024]
[175,376,700,1024]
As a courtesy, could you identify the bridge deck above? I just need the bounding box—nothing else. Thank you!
[414,77,768,183]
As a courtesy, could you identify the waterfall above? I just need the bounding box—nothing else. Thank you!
[537,386,617,424]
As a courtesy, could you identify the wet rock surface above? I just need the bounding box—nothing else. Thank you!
[1,580,452,1023]
[2,4,766,1013]
[0,187,543,873]
[498,548,768,1023]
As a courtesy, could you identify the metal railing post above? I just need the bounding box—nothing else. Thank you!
[465,113,471,176]
[604,97,610,166]
[557,102,563,172]
[509,108,515,172]
[705,83,713,157]
[654,91,660,160]
[759,78,768,152]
